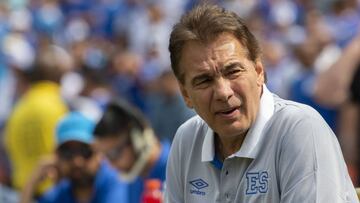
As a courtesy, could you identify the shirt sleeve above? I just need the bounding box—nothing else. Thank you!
[164,129,184,203]
[103,183,128,203]
[37,188,59,203]
[278,114,358,203]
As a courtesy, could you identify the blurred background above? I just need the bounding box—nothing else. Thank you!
[0,0,359,200]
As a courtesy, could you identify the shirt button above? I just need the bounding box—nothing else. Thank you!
[225,193,230,200]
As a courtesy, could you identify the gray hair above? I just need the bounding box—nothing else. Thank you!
[169,4,261,84]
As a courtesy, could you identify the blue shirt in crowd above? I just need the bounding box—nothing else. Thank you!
[128,140,170,203]
[38,161,127,203]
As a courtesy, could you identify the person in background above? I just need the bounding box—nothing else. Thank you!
[165,4,357,202]
[20,112,127,203]
[4,44,70,194]
[289,39,338,132]
[147,69,195,142]
[93,98,170,203]
[314,33,360,185]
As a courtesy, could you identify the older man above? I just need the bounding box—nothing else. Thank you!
[165,4,358,203]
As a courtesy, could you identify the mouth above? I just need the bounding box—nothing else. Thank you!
[216,107,239,116]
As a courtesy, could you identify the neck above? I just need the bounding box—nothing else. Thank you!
[215,132,246,161]
[73,186,93,203]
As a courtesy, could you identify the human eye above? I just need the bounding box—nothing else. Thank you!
[227,69,241,76]
[225,68,241,79]
[224,63,245,79]
[192,75,212,88]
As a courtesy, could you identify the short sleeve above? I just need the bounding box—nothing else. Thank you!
[278,114,358,202]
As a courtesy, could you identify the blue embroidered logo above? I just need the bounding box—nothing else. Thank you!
[246,171,268,195]
[189,178,208,196]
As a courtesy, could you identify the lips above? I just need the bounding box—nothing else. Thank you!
[220,108,236,114]
[216,107,239,115]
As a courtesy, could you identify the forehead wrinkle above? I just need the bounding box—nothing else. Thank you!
[182,42,217,73]
[210,42,242,74]
[212,33,249,62]
[180,34,250,84]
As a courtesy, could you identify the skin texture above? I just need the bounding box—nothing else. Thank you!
[178,33,265,159]
[56,142,101,187]
[93,136,136,173]
[19,141,102,203]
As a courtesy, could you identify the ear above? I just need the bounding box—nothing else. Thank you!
[179,84,193,109]
[255,60,265,86]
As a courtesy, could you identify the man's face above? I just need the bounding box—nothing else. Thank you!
[178,33,264,139]
[94,135,136,173]
[57,141,100,187]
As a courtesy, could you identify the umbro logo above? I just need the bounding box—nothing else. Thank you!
[190,179,209,189]
[189,178,208,196]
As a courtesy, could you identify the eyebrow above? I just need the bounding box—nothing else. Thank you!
[222,62,245,72]
[189,62,246,86]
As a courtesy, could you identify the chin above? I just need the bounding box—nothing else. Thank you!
[217,122,249,137]
[71,175,95,188]
[116,166,131,173]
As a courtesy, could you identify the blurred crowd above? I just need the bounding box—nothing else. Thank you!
[0,0,359,202]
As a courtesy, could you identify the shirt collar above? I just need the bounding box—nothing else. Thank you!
[201,85,274,162]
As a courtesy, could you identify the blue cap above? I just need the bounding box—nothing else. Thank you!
[56,112,95,146]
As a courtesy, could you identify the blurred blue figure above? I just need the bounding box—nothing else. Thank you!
[289,41,338,132]
[32,1,64,36]
[94,99,170,203]
[147,70,195,142]
[20,112,128,203]
[325,0,360,47]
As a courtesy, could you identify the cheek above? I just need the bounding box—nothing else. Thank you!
[86,156,101,174]
[234,76,259,96]
[190,90,211,108]
[241,82,261,119]
[58,162,70,175]
[231,80,259,111]
[190,97,211,119]
[113,148,136,171]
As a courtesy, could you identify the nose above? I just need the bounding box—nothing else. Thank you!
[72,155,86,167]
[213,78,233,102]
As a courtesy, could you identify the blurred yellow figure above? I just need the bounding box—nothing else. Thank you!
[5,82,68,193]
[5,44,71,194]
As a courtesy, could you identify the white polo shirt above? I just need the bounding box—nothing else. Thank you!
[165,85,358,203]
